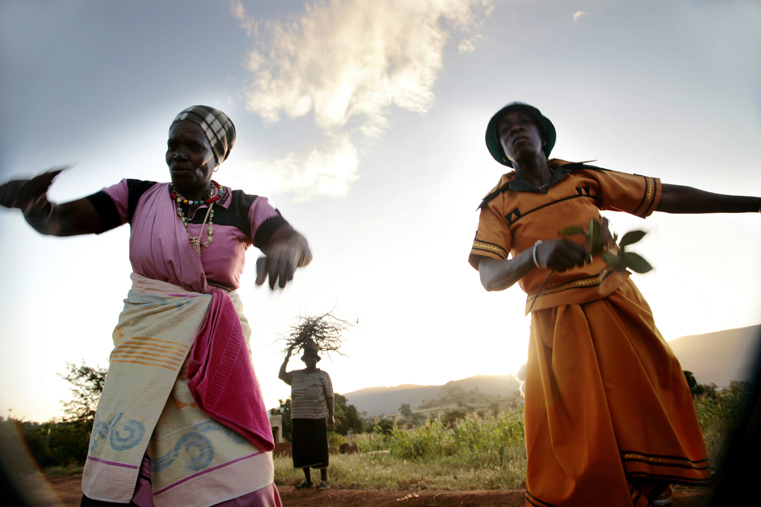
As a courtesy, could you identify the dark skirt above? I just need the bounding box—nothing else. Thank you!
[291,418,329,469]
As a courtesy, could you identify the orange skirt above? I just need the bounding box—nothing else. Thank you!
[524,278,711,506]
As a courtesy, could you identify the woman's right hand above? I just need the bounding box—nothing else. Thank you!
[1,167,102,236]
[0,168,65,211]
[534,238,589,272]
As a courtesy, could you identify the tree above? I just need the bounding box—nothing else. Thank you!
[272,395,364,439]
[22,420,91,467]
[399,404,413,419]
[59,361,107,424]
[334,393,364,435]
[684,370,706,398]
[441,409,467,428]
[368,417,394,435]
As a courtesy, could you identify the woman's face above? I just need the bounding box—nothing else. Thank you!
[166,120,216,196]
[302,357,318,370]
[497,110,545,165]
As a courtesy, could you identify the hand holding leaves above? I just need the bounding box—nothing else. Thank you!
[559,217,653,274]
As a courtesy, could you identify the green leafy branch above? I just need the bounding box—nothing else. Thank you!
[558,217,653,274]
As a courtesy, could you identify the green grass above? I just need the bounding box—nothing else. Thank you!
[275,384,749,492]
[275,411,527,490]
[274,452,526,491]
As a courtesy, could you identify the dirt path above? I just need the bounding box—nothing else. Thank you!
[42,474,710,506]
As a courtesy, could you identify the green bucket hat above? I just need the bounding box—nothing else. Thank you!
[485,102,556,167]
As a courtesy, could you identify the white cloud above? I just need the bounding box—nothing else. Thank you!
[229,0,259,37]
[573,11,589,22]
[234,0,493,200]
[228,135,359,200]
[459,33,484,53]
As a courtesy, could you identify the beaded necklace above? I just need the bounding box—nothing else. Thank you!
[168,180,224,205]
[170,181,225,255]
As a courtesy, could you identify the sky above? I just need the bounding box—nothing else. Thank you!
[0,0,759,423]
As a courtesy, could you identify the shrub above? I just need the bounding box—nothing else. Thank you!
[693,381,752,466]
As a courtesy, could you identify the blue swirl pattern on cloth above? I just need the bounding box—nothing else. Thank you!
[89,412,146,453]
[151,420,248,473]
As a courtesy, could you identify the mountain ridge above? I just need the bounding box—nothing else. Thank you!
[343,325,761,417]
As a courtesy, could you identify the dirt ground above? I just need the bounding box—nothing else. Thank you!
[39,474,711,507]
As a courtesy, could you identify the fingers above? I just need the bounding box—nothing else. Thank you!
[0,180,28,208]
[266,252,295,289]
[275,254,296,289]
[255,257,267,286]
[299,247,313,267]
[540,238,589,272]
[255,249,297,290]
[0,167,67,209]
[600,217,612,246]
[22,168,67,201]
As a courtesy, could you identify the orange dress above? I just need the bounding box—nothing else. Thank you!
[469,161,711,506]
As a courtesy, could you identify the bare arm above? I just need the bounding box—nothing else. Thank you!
[278,347,293,384]
[26,199,101,236]
[0,169,101,236]
[476,238,589,292]
[255,224,312,290]
[477,249,535,292]
[326,396,335,430]
[657,184,761,214]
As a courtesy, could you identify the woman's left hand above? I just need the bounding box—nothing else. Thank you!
[256,226,312,290]
[327,415,335,430]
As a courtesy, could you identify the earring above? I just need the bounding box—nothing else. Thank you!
[213,166,219,173]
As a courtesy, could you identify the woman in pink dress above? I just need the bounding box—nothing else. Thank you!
[0,105,310,507]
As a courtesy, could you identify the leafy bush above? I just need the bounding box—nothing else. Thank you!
[692,381,751,466]
[367,417,395,435]
[357,410,526,468]
[328,431,345,449]
[20,420,91,468]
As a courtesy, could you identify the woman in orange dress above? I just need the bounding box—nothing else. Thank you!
[468,102,761,507]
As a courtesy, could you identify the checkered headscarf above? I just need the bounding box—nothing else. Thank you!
[171,105,236,164]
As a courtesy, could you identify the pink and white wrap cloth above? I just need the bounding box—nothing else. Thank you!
[187,290,274,453]
[83,274,275,506]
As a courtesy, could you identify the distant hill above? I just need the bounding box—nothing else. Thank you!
[343,375,523,417]
[344,326,761,416]
[668,325,761,388]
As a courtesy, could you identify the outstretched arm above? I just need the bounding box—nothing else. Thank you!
[256,224,312,290]
[657,184,761,214]
[0,169,101,236]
